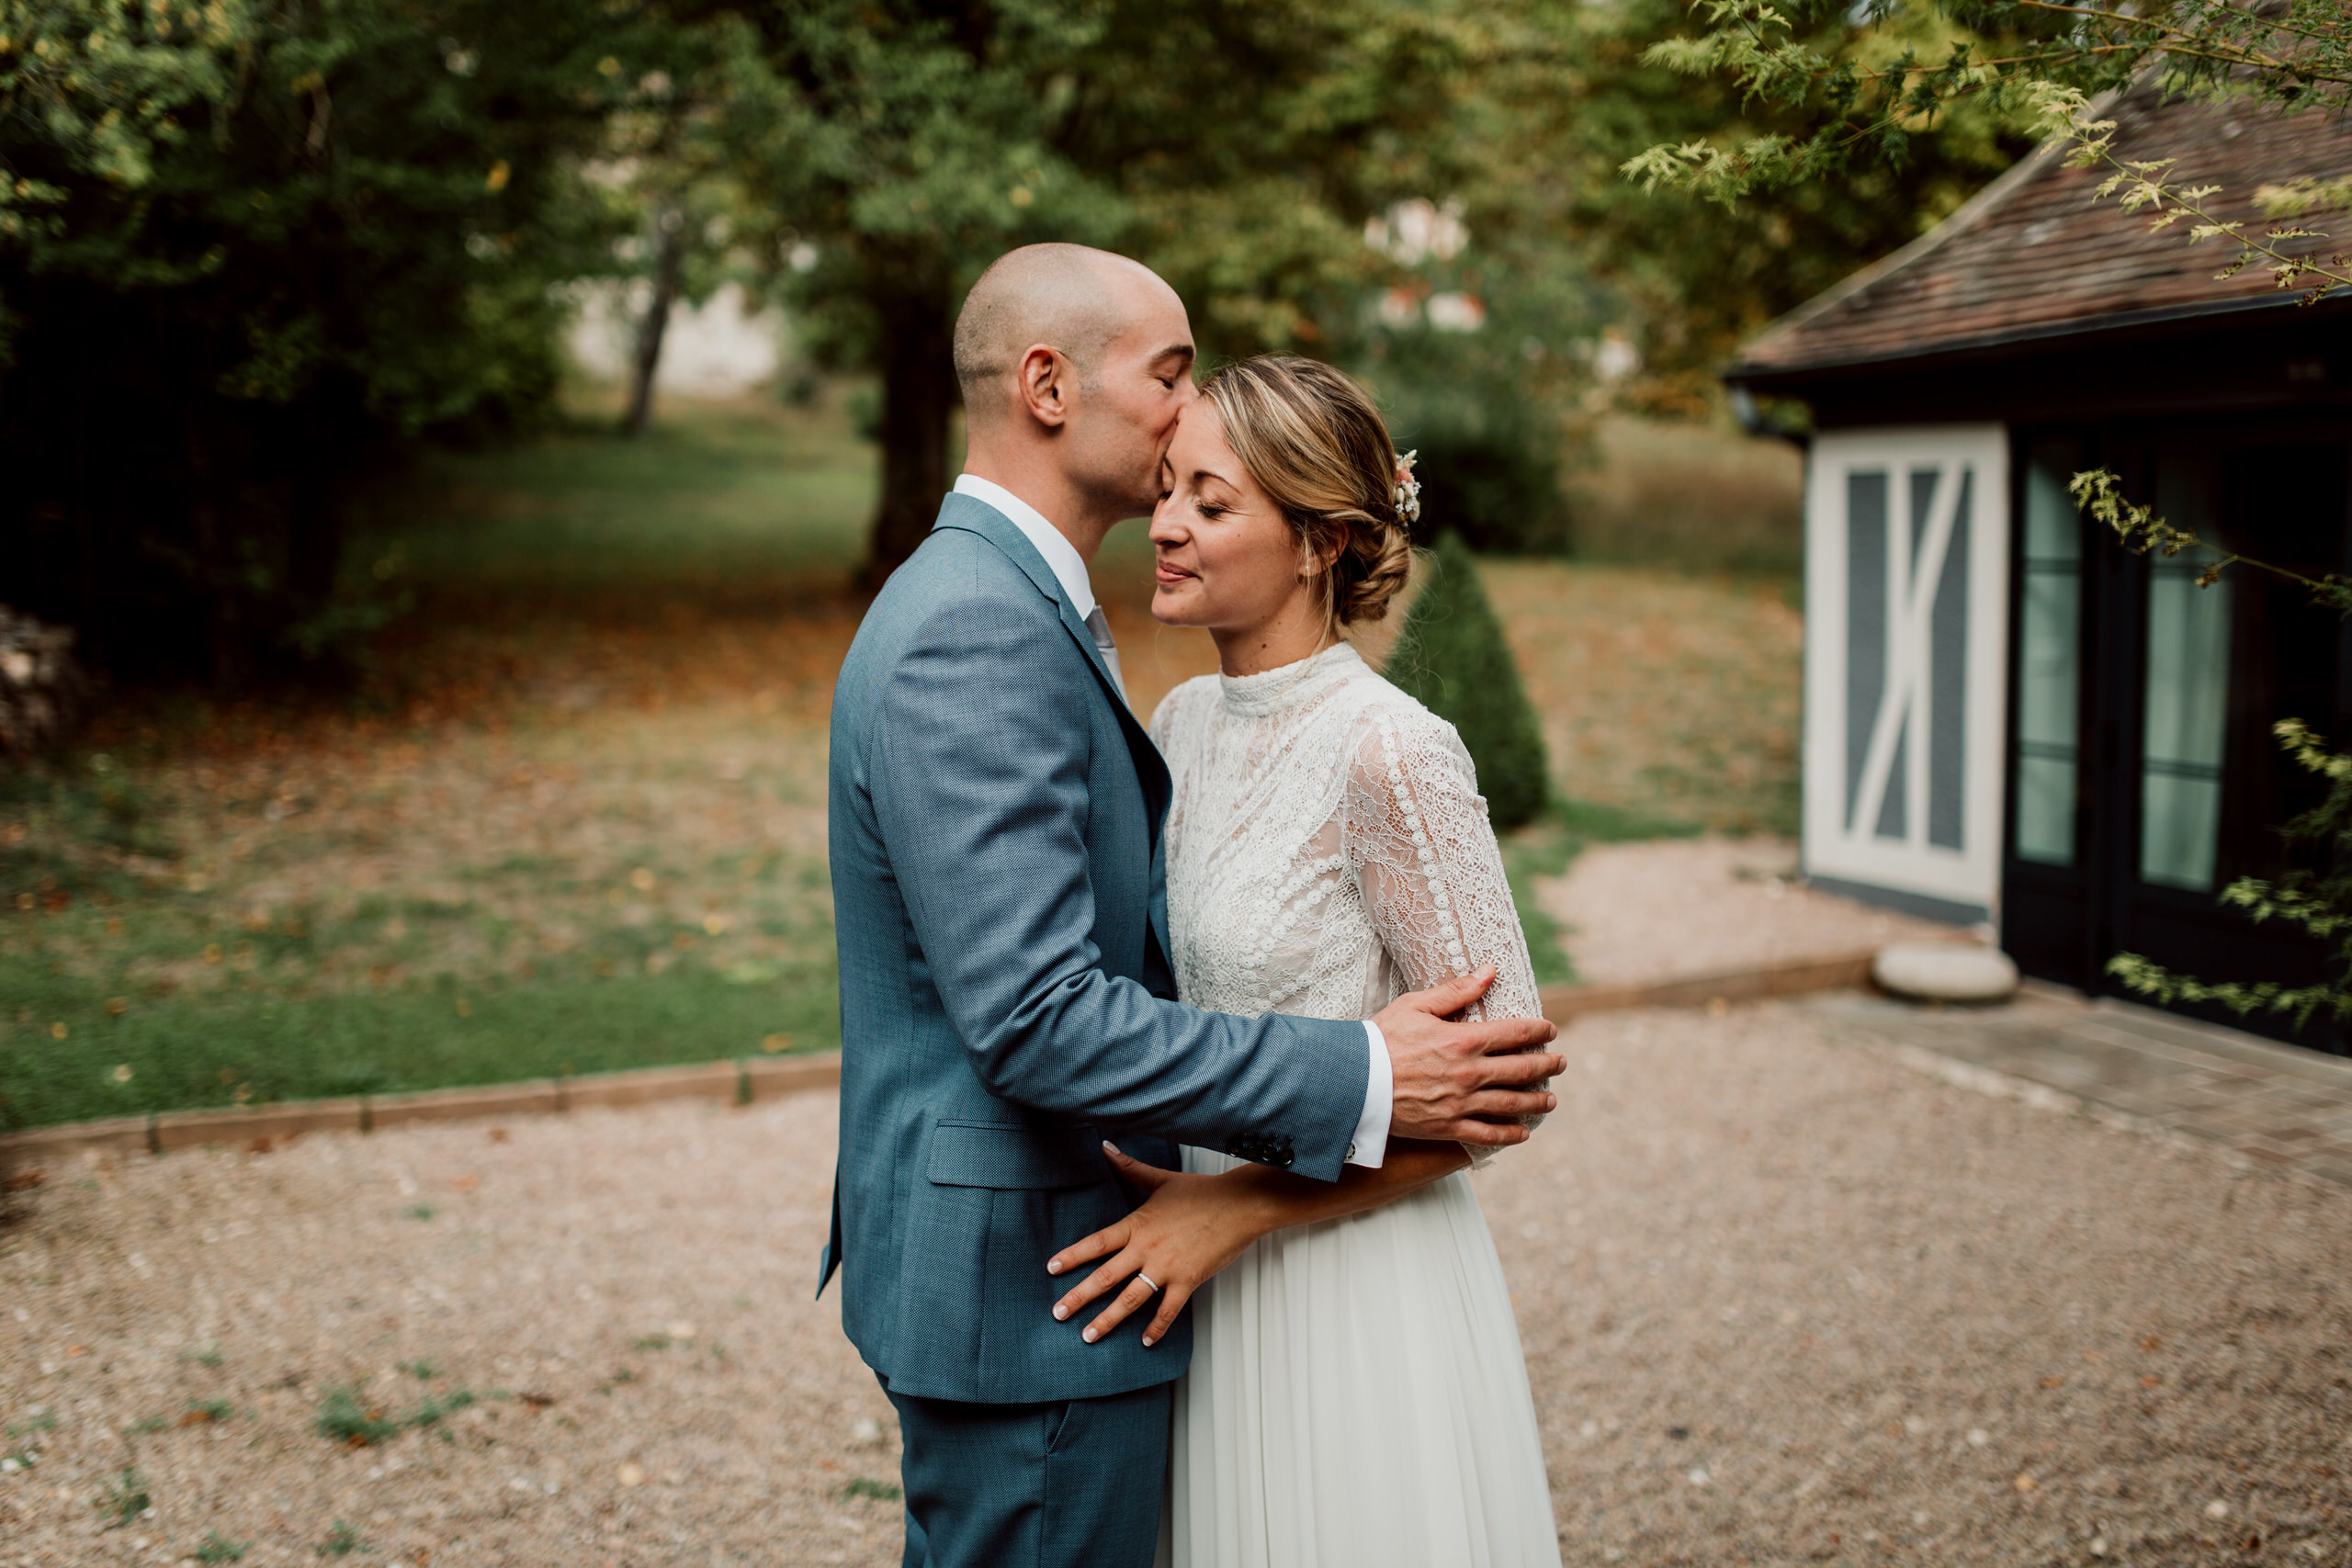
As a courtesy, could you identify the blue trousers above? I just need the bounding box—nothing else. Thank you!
[883,1376,1170,1568]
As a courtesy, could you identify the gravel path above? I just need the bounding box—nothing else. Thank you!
[1536,838,1962,987]
[5,1006,2349,1566]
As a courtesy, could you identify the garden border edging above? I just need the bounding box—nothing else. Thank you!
[0,1052,843,1168]
[1,949,1889,1168]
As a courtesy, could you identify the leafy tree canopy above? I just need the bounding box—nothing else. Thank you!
[0,0,681,678]
[716,0,1570,574]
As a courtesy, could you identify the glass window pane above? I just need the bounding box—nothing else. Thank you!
[2015,443,2080,866]
[2139,455,2231,891]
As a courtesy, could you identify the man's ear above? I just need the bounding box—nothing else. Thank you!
[1015,344,1071,429]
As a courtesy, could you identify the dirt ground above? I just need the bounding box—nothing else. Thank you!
[1536,838,1964,988]
[6,999,2348,1567]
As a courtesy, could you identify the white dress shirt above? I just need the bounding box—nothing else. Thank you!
[950,473,1394,1169]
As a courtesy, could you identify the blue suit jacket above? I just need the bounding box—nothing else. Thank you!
[820,493,1369,1404]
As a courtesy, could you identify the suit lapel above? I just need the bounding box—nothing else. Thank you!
[929,495,1173,831]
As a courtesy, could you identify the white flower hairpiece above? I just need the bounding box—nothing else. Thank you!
[1392,449,1421,525]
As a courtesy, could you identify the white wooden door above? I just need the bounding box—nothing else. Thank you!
[1802,426,2010,923]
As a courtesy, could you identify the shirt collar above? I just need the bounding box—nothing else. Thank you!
[952,473,1096,618]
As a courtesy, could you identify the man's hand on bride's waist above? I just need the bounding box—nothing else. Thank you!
[1374,966,1561,1147]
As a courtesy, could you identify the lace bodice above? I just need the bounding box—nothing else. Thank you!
[1150,642,1544,1157]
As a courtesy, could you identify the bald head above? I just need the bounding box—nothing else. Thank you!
[954,244,1184,426]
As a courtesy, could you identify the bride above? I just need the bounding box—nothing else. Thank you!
[1046,355,1563,1567]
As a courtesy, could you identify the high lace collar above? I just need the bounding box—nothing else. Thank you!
[1217,639,1365,719]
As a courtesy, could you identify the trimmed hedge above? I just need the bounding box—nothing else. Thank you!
[1385,532,1550,831]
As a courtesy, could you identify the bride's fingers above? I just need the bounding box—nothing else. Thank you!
[1082,1269,1164,1344]
[1053,1248,1140,1323]
[1046,1219,1129,1279]
[1102,1144,1174,1190]
[1138,1280,1193,1348]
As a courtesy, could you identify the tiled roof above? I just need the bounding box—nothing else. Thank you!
[1728,80,2352,379]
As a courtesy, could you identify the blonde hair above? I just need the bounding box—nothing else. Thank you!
[1197,355,1415,626]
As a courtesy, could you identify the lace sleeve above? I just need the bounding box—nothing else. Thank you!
[1342,704,1548,1166]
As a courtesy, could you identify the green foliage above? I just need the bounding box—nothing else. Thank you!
[96,1465,149,1529]
[1623,0,2349,308]
[2079,473,2352,1035]
[404,1387,475,1427]
[313,1387,401,1448]
[0,927,840,1132]
[842,1476,903,1503]
[1362,268,1589,555]
[0,0,651,682]
[315,1521,366,1558]
[196,1533,250,1564]
[2073,468,2352,612]
[2108,721,2352,1031]
[720,0,1544,570]
[1580,0,2030,405]
[1385,535,1550,831]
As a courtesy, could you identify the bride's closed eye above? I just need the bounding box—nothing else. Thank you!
[1193,499,1227,522]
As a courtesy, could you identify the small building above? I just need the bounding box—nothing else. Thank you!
[1724,80,2352,1055]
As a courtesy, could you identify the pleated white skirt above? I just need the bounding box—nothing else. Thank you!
[1157,1152,1562,1568]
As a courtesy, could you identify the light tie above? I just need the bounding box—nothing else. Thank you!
[1083,605,1126,700]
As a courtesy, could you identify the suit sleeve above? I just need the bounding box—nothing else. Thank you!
[868,595,1368,1181]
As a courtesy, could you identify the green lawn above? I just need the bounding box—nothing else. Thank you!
[2,395,1801,1132]
[3,393,868,1133]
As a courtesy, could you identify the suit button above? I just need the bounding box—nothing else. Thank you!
[1345,1142,1357,1160]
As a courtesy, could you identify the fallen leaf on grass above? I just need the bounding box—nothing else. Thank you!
[2039,1375,2064,1389]
[449,1174,479,1193]
[2015,1475,2037,1493]
[516,1393,556,1411]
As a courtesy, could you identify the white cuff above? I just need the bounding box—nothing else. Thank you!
[1347,1021,1392,1168]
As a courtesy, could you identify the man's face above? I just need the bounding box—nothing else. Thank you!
[1064,273,1197,517]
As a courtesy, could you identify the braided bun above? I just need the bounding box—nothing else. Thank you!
[1197,356,1416,626]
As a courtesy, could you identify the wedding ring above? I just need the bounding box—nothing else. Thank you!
[1136,1273,1159,1294]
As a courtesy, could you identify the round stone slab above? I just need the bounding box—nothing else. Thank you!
[1871,942,2019,1004]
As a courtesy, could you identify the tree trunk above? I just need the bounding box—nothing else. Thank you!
[623,208,686,438]
[864,289,956,585]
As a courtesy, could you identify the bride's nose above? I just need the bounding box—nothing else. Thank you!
[1148,496,1187,544]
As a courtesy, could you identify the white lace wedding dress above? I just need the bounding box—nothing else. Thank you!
[1149,640,1562,1568]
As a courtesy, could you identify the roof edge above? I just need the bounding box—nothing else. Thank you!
[1733,83,2127,367]
[1724,289,2347,386]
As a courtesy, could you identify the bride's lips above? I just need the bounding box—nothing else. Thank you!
[1155,560,1196,587]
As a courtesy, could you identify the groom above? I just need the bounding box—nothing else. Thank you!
[821,243,1563,1568]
